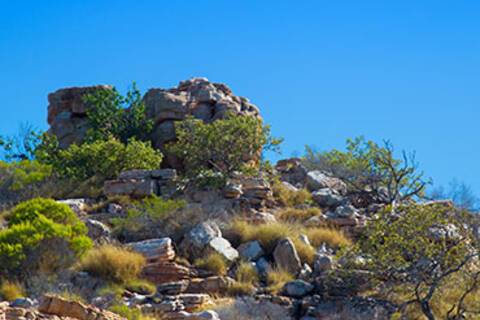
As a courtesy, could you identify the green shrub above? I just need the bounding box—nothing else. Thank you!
[83,83,154,143]
[0,198,92,276]
[0,160,53,205]
[167,114,281,184]
[77,244,146,284]
[111,196,186,241]
[39,137,162,182]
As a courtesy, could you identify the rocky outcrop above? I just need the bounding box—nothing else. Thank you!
[47,86,112,149]
[275,158,308,188]
[47,78,262,168]
[306,171,347,195]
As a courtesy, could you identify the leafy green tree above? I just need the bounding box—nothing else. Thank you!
[167,114,281,185]
[0,198,92,276]
[304,136,429,206]
[83,83,153,143]
[351,203,479,319]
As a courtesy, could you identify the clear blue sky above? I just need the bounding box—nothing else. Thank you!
[1,1,480,194]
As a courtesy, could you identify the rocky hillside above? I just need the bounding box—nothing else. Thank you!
[0,78,478,320]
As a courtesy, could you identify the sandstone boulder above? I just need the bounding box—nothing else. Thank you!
[129,238,175,263]
[312,188,344,207]
[273,238,302,275]
[306,171,347,194]
[38,295,125,320]
[180,221,238,261]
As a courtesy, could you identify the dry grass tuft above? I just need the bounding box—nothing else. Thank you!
[272,181,312,207]
[229,219,351,260]
[305,227,351,248]
[194,252,228,276]
[291,237,316,265]
[0,280,24,301]
[229,220,294,253]
[266,268,294,294]
[77,244,146,284]
[277,207,321,223]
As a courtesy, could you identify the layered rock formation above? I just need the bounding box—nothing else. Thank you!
[47,78,262,167]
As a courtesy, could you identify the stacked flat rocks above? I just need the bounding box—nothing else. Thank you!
[104,169,177,198]
[47,78,262,167]
[144,77,261,149]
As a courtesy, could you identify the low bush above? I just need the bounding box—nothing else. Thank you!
[0,280,24,301]
[0,198,92,276]
[0,160,53,206]
[111,196,185,241]
[77,244,146,284]
[194,253,228,276]
[38,137,162,183]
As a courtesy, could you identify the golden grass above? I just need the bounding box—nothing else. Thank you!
[266,268,294,294]
[77,244,146,284]
[194,253,228,276]
[229,219,351,261]
[277,207,321,223]
[226,282,256,296]
[235,261,259,284]
[229,220,294,253]
[0,280,24,301]
[305,227,351,248]
[272,181,312,207]
[291,237,316,265]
